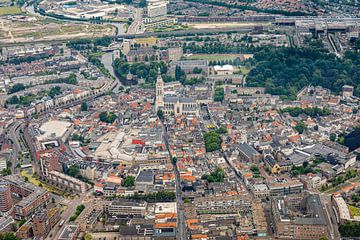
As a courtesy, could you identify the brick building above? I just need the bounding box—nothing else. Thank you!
[0,181,12,212]
[271,194,329,239]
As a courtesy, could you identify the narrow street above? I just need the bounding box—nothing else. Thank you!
[162,123,187,240]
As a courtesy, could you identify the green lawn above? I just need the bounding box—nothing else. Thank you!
[239,66,252,75]
[0,6,22,16]
[149,24,189,33]
[349,205,360,217]
[20,170,71,197]
[184,54,241,62]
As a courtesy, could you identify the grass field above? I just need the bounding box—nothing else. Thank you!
[239,66,252,75]
[349,205,360,217]
[187,22,270,29]
[148,24,189,33]
[184,54,242,61]
[20,170,70,196]
[0,6,21,16]
[134,37,158,45]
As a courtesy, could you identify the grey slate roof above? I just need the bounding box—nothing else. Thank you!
[238,143,260,158]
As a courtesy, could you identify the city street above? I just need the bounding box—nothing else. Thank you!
[163,124,187,240]
[46,190,92,240]
[127,8,143,34]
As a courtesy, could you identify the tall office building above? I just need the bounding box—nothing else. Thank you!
[144,0,167,23]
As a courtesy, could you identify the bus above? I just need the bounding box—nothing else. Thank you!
[59,220,65,227]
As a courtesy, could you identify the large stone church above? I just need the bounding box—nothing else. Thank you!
[155,70,199,116]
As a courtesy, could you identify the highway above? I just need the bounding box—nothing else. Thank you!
[127,8,143,35]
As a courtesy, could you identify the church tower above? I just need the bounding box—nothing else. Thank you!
[155,68,164,111]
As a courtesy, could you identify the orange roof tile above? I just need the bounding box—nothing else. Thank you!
[192,234,208,239]
[154,222,177,228]
[155,213,177,219]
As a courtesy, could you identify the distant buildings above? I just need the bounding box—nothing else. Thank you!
[59,224,80,240]
[170,60,209,76]
[194,195,251,214]
[144,0,167,23]
[143,0,177,28]
[237,143,262,162]
[36,120,73,144]
[342,85,354,99]
[155,70,199,116]
[104,200,147,216]
[264,155,292,174]
[2,175,50,220]
[1,43,56,61]
[271,194,329,239]
[33,208,61,239]
[267,177,304,197]
[47,171,88,193]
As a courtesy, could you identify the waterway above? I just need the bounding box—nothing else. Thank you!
[101,52,123,93]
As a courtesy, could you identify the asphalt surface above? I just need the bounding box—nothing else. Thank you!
[163,124,187,240]
[127,8,143,35]
[46,191,92,240]
[7,121,22,174]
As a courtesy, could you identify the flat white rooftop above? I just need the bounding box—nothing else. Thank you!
[37,120,72,141]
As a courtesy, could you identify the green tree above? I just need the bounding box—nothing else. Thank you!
[216,126,227,134]
[18,219,26,227]
[68,164,80,177]
[339,221,360,237]
[302,161,309,168]
[8,83,25,94]
[175,65,182,81]
[202,168,225,183]
[330,133,337,141]
[203,131,221,152]
[0,233,20,240]
[214,87,224,102]
[157,109,164,121]
[81,101,88,111]
[84,234,93,240]
[122,176,135,187]
[99,111,117,124]
[294,121,307,134]
[49,86,62,98]
[7,96,20,105]
[94,36,111,47]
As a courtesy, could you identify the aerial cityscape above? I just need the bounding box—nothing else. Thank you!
[0,0,359,239]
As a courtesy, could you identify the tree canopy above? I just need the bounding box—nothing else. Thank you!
[203,131,221,152]
[281,107,331,117]
[99,111,117,124]
[0,233,20,240]
[339,221,360,237]
[81,101,88,111]
[202,167,225,183]
[122,176,135,187]
[112,58,167,85]
[246,47,360,99]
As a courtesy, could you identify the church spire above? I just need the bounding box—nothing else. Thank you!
[155,67,164,111]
